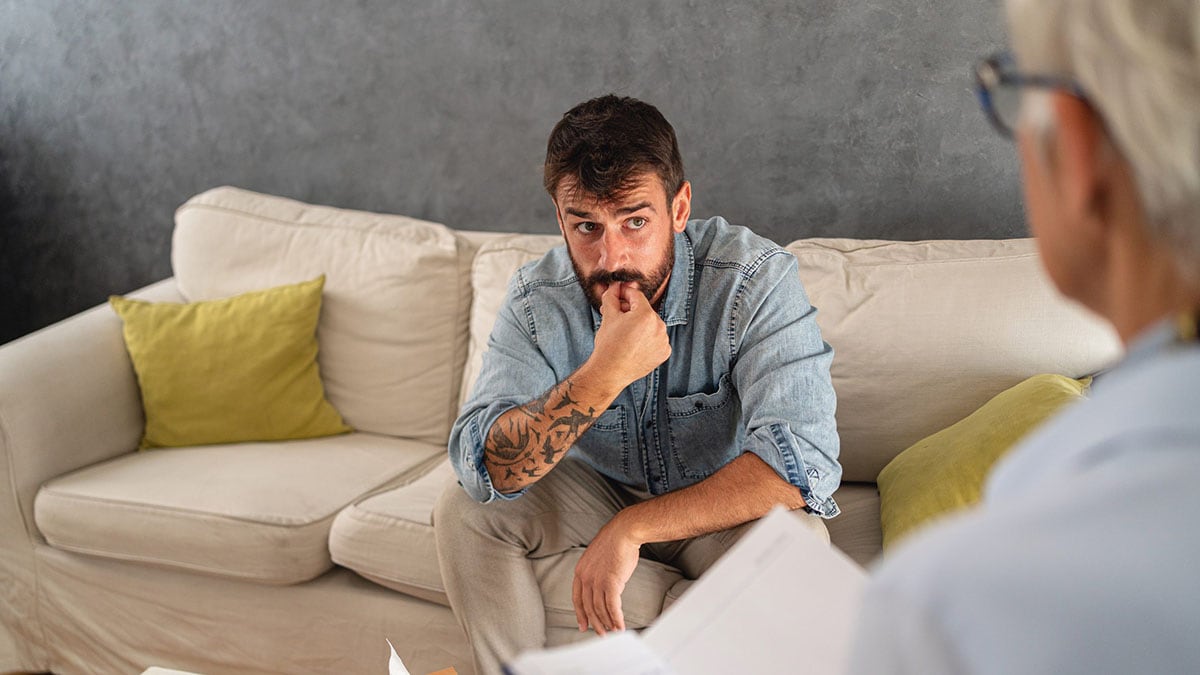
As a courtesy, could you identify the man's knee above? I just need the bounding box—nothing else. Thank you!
[434,484,487,537]
[434,483,540,550]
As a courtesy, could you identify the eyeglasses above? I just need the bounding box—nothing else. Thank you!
[973,50,1088,138]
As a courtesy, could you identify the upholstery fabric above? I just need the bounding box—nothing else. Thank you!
[330,460,457,605]
[34,546,472,675]
[172,186,473,443]
[35,433,444,584]
[823,482,884,566]
[460,234,562,409]
[787,238,1121,481]
[0,278,184,673]
[110,275,350,448]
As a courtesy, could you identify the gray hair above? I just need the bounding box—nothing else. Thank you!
[1007,0,1200,278]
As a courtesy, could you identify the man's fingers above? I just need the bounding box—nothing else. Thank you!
[583,588,604,636]
[591,585,612,635]
[572,575,587,632]
[620,281,647,310]
[607,587,626,632]
[599,282,622,316]
[580,577,605,636]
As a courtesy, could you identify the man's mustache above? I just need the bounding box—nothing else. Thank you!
[587,269,649,287]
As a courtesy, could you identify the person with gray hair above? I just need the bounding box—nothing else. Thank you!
[849,1,1200,672]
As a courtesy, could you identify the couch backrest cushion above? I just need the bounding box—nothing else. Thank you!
[461,234,1123,485]
[789,238,1122,481]
[460,234,563,409]
[173,186,473,444]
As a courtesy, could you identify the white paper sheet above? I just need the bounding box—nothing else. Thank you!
[386,638,412,675]
[504,631,673,675]
[644,507,867,674]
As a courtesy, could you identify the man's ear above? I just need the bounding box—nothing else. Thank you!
[1051,93,1112,234]
[671,181,692,233]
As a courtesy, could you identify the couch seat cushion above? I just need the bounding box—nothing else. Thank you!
[824,482,883,567]
[35,433,444,585]
[329,457,458,604]
[331,460,685,629]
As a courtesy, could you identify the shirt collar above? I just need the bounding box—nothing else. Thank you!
[660,230,695,327]
[589,229,695,330]
[1092,318,1175,394]
[1124,319,1176,366]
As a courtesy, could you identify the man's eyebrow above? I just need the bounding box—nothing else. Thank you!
[563,201,655,219]
[614,201,655,216]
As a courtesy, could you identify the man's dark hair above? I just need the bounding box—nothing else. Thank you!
[543,94,685,204]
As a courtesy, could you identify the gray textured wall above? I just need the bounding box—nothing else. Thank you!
[1,0,1020,344]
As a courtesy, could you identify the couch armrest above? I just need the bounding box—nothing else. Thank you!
[0,278,182,544]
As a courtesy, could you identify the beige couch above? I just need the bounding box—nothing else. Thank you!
[0,187,1121,675]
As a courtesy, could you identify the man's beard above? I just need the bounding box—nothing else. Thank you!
[570,237,675,311]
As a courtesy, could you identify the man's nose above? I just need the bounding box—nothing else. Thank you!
[597,227,630,269]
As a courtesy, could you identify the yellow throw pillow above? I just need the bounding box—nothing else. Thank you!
[877,374,1089,551]
[110,275,351,449]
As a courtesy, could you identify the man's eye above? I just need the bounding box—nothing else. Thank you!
[628,217,647,230]
[576,222,597,234]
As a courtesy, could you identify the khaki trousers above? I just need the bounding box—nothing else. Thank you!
[433,457,829,675]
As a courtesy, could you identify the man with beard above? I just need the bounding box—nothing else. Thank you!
[436,94,841,675]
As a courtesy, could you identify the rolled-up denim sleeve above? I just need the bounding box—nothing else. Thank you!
[448,274,558,503]
[732,251,842,517]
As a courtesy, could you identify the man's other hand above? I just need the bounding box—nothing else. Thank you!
[572,519,640,636]
[590,282,671,391]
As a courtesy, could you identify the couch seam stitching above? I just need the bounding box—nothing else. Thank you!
[790,251,1040,269]
[176,202,457,245]
[41,539,326,584]
[38,487,353,527]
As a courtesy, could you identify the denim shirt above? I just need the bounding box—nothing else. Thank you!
[448,216,842,517]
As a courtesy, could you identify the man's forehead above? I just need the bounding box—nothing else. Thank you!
[555,174,666,213]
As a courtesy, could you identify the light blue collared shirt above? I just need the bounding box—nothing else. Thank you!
[850,320,1200,674]
[448,216,842,516]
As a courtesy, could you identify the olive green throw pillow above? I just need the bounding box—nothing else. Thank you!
[877,374,1089,551]
[110,275,351,449]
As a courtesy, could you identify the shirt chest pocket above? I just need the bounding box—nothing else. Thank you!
[575,405,633,475]
[665,374,742,481]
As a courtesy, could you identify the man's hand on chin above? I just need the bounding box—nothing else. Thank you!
[572,516,641,636]
[589,282,671,388]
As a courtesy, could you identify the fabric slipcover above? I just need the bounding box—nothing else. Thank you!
[173,186,474,444]
[459,233,562,409]
[329,460,458,604]
[35,546,472,675]
[823,482,884,566]
[787,238,1121,481]
[35,433,445,584]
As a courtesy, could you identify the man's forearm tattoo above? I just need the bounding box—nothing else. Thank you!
[485,378,599,489]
